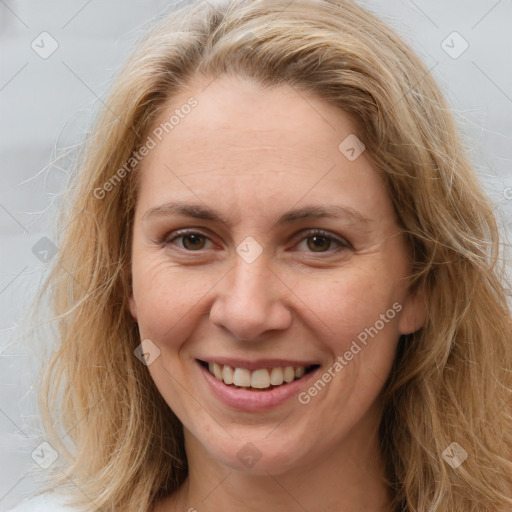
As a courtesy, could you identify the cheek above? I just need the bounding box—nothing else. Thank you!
[289,263,405,344]
[131,255,193,340]
[131,252,226,351]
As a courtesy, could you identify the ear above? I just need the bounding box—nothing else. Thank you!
[398,288,427,335]
[122,260,138,322]
[129,293,138,322]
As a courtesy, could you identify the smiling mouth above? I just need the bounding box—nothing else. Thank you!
[198,360,320,391]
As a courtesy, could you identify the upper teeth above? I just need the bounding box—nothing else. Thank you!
[207,362,306,389]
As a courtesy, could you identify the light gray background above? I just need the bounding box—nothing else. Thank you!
[1,0,511,509]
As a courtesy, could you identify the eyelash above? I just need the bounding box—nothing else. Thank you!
[162,228,352,255]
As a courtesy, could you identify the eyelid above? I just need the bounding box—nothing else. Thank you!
[293,228,352,251]
[162,227,352,253]
[163,228,215,249]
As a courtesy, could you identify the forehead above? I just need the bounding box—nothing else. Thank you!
[148,75,353,167]
[135,75,393,222]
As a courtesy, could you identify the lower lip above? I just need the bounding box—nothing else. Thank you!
[197,360,320,411]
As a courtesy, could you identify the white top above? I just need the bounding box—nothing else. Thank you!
[7,493,75,512]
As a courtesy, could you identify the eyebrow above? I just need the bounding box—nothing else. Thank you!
[142,201,372,227]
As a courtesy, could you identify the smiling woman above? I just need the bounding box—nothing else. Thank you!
[13,0,512,511]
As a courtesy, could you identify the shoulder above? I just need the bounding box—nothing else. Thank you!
[7,493,76,512]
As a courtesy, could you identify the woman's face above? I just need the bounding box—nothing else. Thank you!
[129,75,425,474]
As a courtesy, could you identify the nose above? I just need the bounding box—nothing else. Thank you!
[209,252,292,342]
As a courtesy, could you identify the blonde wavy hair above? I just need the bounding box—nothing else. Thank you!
[34,0,512,510]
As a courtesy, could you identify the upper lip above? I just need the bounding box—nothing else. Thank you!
[197,357,321,370]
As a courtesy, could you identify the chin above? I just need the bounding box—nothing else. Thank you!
[199,433,310,475]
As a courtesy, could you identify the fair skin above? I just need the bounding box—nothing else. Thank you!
[129,75,426,512]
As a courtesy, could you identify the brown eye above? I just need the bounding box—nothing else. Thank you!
[306,235,333,252]
[296,229,351,254]
[165,231,212,251]
[180,233,207,250]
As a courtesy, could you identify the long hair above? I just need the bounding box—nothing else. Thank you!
[35,0,512,510]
